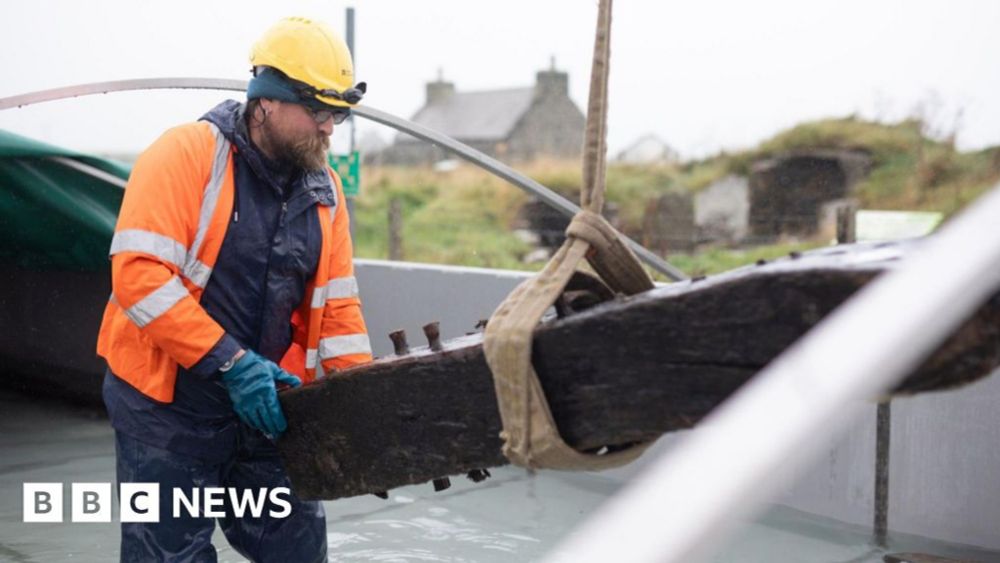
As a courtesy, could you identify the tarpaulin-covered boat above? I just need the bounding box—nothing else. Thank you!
[0,129,125,404]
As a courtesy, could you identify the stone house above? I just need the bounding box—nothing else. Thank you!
[384,66,585,164]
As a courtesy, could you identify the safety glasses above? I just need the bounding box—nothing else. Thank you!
[303,105,351,125]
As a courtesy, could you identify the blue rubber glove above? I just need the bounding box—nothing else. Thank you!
[221,350,302,437]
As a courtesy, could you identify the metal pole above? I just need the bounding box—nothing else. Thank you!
[836,202,891,546]
[874,401,891,546]
[544,181,1000,563]
[388,197,403,261]
[346,7,356,156]
[0,79,687,280]
[836,203,891,547]
[345,7,357,236]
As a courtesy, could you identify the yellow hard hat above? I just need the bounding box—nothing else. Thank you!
[250,16,364,108]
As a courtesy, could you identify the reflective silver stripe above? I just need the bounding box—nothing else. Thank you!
[305,348,319,370]
[318,334,372,360]
[182,259,213,289]
[122,276,189,328]
[189,123,229,258]
[110,229,187,269]
[310,276,359,308]
[110,229,213,288]
[180,122,229,289]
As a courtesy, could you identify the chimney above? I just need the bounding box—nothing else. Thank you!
[426,67,455,105]
[534,56,568,99]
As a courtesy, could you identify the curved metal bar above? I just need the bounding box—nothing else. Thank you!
[0,78,686,279]
[0,78,250,109]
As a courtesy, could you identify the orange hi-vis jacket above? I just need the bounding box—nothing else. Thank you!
[96,121,372,403]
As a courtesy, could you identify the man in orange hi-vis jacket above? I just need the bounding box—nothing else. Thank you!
[96,17,372,562]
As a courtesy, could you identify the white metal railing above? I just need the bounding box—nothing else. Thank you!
[545,181,1000,563]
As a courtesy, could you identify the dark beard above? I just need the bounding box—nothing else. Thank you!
[261,120,330,171]
[276,132,330,171]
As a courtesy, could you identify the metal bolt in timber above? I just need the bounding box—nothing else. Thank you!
[388,330,410,355]
[466,468,491,483]
[422,321,443,351]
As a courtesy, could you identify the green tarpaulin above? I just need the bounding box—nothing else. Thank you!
[0,129,127,271]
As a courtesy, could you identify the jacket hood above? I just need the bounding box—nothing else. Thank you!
[198,100,337,205]
[200,100,246,148]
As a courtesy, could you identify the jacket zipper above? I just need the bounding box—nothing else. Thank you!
[233,182,240,223]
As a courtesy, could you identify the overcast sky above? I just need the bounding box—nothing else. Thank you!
[1,0,997,160]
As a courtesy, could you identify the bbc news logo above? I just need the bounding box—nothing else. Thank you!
[23,483,292,523]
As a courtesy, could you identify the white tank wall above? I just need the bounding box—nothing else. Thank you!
[354,259,529,357]
[354,259,1000,551]
[775,372,1000,551]
[888,372,1000,549]
[776,403,877,528]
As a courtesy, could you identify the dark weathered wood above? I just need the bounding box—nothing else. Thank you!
[278,242,1000,500]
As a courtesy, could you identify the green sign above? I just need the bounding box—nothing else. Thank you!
[327,151,360,197]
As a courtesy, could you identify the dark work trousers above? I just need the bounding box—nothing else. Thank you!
[114,428,326,563]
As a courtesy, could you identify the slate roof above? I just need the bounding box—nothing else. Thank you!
[407,87,535,142]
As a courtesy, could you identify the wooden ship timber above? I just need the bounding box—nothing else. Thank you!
[277,240,1000,500]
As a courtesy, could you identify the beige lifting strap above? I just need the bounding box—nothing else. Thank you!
[483,0,657,470]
